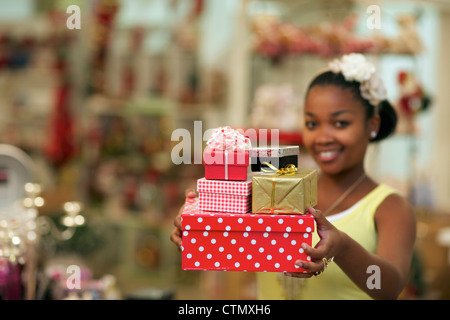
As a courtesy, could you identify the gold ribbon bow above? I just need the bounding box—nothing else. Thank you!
[261,162,298,214]
[261,162,298,176]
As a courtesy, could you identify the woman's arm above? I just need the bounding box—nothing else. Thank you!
[286,195,416,300]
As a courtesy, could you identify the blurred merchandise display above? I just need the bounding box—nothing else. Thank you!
[250,83,303,132]
[0,0,446,300]
[41,263,122,300]
[395,70,432,134]
[251,12,424,61]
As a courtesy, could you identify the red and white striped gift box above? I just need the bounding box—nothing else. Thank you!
[197,178,252,214]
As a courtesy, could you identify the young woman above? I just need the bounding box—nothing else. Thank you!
[170,54,416,300]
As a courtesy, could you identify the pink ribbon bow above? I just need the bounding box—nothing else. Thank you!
[206,126,251,151]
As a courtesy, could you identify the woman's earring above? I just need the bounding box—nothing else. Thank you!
[370,131,377,139]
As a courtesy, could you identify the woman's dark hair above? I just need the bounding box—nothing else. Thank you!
[306,71,397,142]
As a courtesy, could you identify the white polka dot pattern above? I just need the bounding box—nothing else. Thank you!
[181,199,314,273]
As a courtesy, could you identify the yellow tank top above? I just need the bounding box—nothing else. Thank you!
[256,184,399,300]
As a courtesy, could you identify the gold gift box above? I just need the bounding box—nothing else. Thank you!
[252,169,318,215]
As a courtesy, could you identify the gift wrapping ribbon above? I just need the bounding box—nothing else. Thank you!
[206,126,251,180]
[206,126,251,151]
[224,152,228,180]
[261,162,298,214]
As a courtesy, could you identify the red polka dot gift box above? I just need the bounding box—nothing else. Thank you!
[197,178,252,214]
[181,198,314,273]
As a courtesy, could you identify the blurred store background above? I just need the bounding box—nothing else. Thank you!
[0,0,449,300]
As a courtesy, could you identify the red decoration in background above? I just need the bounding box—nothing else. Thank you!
[252,13,375,60]
[242,129,303,146]
[192,0,204,17]
[397,71,429,116]
[44,83,77,168]
[91,0,119,94]
[396,70,432,134]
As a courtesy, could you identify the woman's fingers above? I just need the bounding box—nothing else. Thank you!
[295,258,324,274]
[171,188,197,250]
[170,227,183,250]
[308,206,333,230]
[185,188,197,199]
[174,215,182,230]
[284,258,323,278]
[174,188,197,230]
[285,208,335,278]
[285,256,326,278]
[301,242,327,261]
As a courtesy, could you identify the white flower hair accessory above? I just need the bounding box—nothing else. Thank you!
[328,53,387,107]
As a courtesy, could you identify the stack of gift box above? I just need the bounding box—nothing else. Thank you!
[181,127,317,273]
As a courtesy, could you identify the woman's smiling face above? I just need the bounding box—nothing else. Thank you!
[303,85,378,176]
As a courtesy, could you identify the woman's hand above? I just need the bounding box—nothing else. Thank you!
[285,206,345,278]
[170,189,197,250]
[286,196,416,299]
